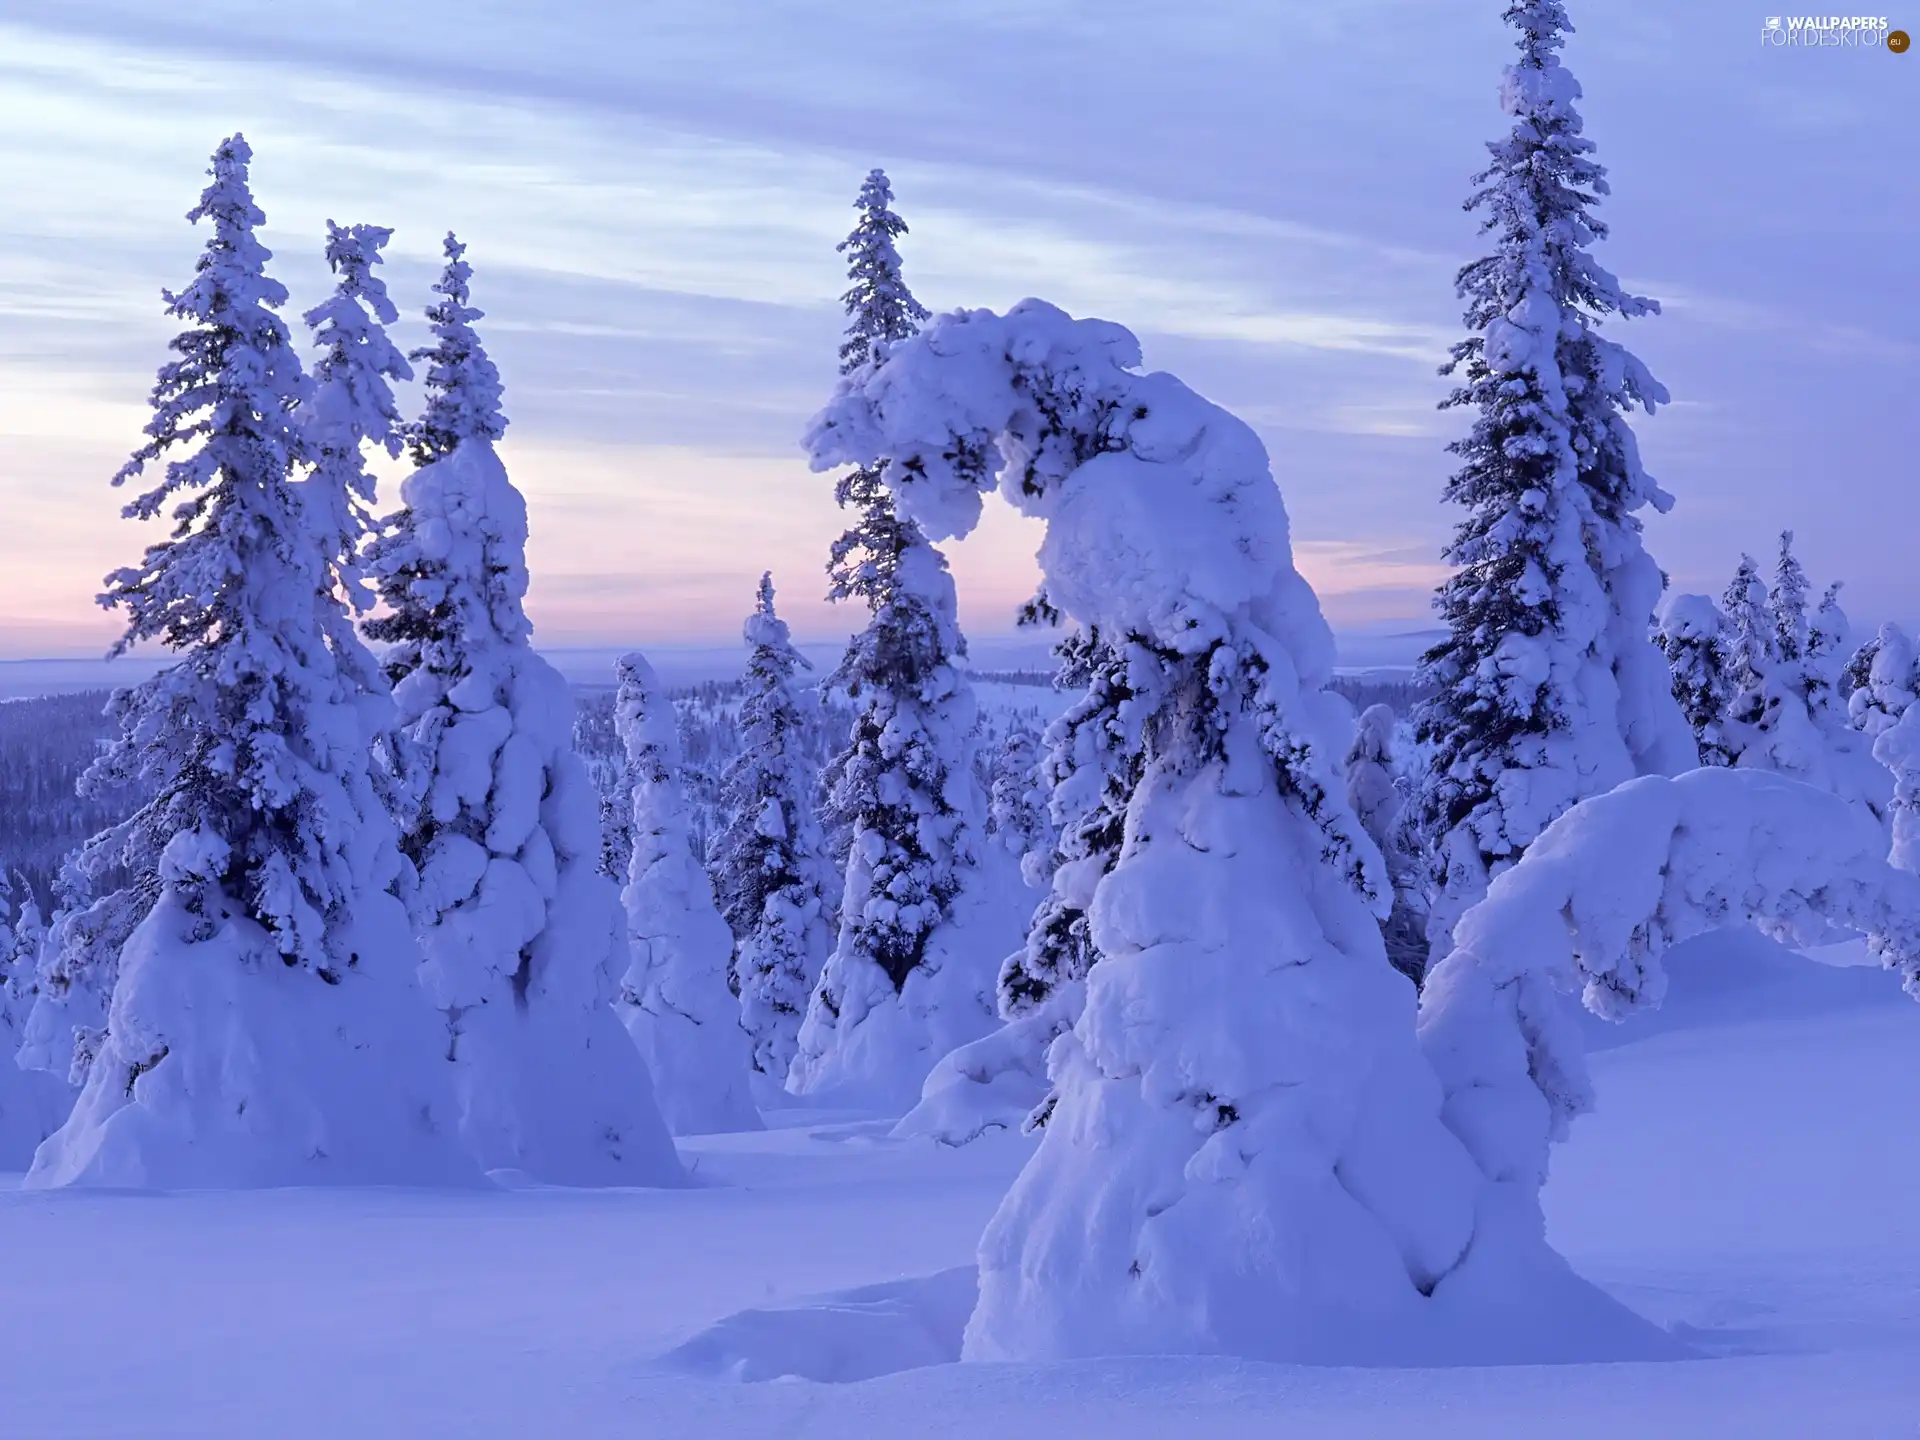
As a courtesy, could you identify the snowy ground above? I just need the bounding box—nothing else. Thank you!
[3,934,1917,1437]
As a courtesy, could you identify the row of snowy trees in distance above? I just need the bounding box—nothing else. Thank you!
[3,0,1918,1372]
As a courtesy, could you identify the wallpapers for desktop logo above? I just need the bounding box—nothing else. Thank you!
[1760,14,1907,46]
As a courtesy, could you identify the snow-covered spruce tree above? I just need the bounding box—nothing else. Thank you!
[615,652,762,1131]
[791,168,1017,1107]
[1406,0,1694,962]
[807,298,1653,1364]
[1654,591,1737,766]
[1847,623,1919,738]
[985,718,1053,872]
[895,628,1147,1142]
[27,136,475,1189]
[1,870,70,1165]
[17,847,146,1086]
[363,238,682,1184]
[706,575,833,1083]
[1346,705,1428,985]
[1719,540,1888,822]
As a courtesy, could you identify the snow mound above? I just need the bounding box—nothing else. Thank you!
[661,1267,975,1383]
[27,881,477,1190]
[891,1007,1063,1145]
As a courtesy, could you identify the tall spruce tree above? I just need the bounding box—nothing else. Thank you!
[26,136,474,1188]
[707,575,833,1082]
[364,237,683,1184]
[790,169,997,1106]
[1406,0,1692,957]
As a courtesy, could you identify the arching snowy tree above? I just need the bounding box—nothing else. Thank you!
[807,298,1649,1365]
[27,136,474,1189]
[1406,0,1693,963]
[1655,592,1737,766]
[706,574,833,1084]
[1847,623,1919,738]
[791,169,1014,1107]
[616,652,762,1132]
[364,241,682,1185]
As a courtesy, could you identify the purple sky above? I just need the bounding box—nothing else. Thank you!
[0,1,1911,662]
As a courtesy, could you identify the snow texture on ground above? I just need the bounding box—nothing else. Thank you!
[1,931,1915,1436]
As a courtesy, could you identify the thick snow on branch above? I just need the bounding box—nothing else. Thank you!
[1420,766,1920,1199]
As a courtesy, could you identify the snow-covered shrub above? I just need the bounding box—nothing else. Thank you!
[1846,622,1920,738]
[1405,0,1693,964]
[1655,592,1737,766]
[1347,704,1429,985]
[617,653,762,1133]
[0,870,69,1165]
[707,576,834,1083]
[804,294,1642,1364]
[365,236,682,1184]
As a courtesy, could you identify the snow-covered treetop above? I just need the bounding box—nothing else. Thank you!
[1772,530,1811,664]
[110,133,308,544]
[803,298,1380,899]
[303,220,412,604]
[613,651,679,782]
[407,232,507,466]
[836,169,931,375]
[744,570,801,658]
[1721,556,1773,690]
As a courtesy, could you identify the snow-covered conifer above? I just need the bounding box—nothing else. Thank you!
[27,136,474,1188]
[1847,623,1920,737]
[1405,0,1693,962]
[364,240,682,1184]
[806,298,1619,1364]
[985,719,1052,874]
[1655,592,1737,766]
[0,869,69,1167]
[706,575,834,1084]
[616,652,762,1131]
[405,232,506,467]
[790,170,1011,1106]
[1346,705,1428,984]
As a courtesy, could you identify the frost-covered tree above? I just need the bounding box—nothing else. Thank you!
[1655,592,1737,767]
[1406,0,1693,961]
[364,240,682,1185]
[18,849,146,1087]
[985,719,1053,872]
[405,232,506,467]
[616,652,762,1132]
[791,169,1010,1106]
[705,575,834,1084]
[1847,623,1920,738]
[1346,705,1428,985]
[806,298,1627,1364]
[0,869,69,1167]
[27,136,474,1189]
[1719,544,1887,823]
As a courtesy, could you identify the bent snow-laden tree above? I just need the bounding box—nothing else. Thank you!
[707,576,835,1085]
[805,297,1660,1365]
[791,169,1016,1107]
[28,136,475,1189]
[616,652,762,1134]
[1419,767,1920,1270]
[365,235,682,1185]
[1406,0,1694,965]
